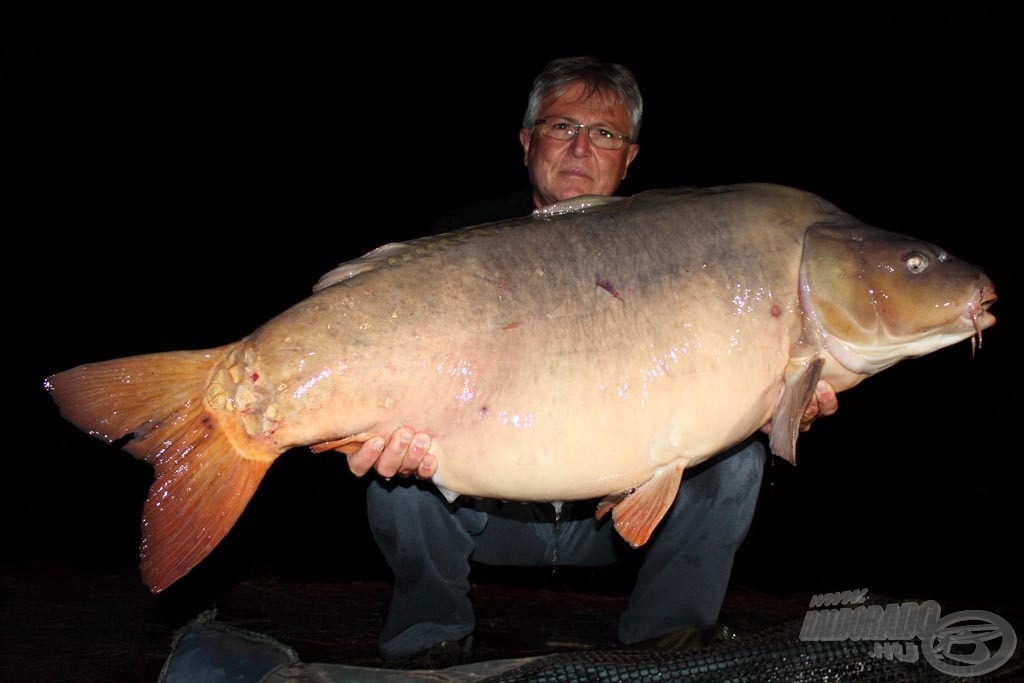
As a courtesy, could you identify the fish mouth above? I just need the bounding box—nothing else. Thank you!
[966,283,997,357]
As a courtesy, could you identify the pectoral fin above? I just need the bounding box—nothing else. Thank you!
[595,462,686,548]
[768,357,825,465]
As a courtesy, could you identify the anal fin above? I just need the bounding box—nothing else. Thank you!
[310,433,370,456]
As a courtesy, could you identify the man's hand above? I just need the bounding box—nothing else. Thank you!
[346,427,436,480]
[760,380,839,435]
[800,380,839,431]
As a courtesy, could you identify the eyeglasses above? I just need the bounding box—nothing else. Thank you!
[533,118,631,150]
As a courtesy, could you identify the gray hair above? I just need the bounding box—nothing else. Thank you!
[522,56,643,141]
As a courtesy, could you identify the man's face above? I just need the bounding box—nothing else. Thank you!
[519,82,640,209]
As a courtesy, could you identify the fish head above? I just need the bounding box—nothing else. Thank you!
[800,222,997,377]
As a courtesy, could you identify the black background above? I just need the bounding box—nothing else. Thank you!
[7,1,1022,627]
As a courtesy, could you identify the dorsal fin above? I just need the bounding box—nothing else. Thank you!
[314,241,421,291]
[313,230,484,292]
[532,194,623,218]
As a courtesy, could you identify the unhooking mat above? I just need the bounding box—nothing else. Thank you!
[157,609,1019,682]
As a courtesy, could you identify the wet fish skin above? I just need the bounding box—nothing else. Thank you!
[44,183,996,593]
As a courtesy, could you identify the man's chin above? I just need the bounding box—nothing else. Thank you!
[554,182,598,201]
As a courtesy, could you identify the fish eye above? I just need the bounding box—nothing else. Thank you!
[902,251,930,274]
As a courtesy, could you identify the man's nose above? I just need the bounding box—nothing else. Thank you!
[568,129,592,156]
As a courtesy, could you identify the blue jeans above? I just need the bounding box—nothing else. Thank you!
[366,438,765,661]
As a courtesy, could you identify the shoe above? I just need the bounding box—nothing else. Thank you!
[383,635,473,670]
[626,624,738,653]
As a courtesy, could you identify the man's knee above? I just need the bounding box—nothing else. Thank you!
[734,438,766,472]
[707,439,765,486]
[675,439,765,512]
[367,479,446,524]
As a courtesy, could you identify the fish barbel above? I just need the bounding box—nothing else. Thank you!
[44,183,997,593]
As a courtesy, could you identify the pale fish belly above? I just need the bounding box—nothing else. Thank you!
[380,306,794,502]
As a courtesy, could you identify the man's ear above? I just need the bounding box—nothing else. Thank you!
[519,127,531,166]
[623,143,640,178]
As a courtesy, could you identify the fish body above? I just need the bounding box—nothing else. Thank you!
[45,183,996,593]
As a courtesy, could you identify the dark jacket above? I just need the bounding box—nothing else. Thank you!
[430,187,535,235]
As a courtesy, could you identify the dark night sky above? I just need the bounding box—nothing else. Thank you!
[7,2,1022,627]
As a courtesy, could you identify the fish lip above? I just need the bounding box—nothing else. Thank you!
[980,285,998,308]
[966,284,997,343]
[974,283,998,319]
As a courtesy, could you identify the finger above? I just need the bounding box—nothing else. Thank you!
[815,381,839,417]
[397,432,431,477]
[799,381,840,432]
[346,436,384,477]
[415,452,438,479]
[376,427,416,478]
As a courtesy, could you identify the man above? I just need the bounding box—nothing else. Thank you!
[348,56,837,669]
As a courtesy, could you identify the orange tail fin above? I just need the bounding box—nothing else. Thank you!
[45,345,276,593]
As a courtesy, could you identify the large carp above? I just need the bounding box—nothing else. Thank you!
[45,183,996,594]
